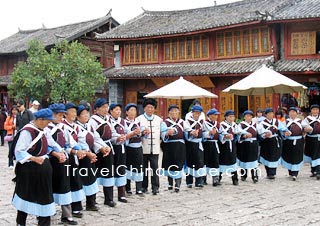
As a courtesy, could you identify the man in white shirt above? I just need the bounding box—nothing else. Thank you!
[137,98,163,195]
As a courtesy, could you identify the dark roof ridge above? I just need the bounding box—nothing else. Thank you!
[16,14,113,35]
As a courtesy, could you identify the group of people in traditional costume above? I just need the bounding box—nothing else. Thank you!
[10,96,320,226]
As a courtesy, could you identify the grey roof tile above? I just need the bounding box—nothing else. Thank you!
[275,59,320,72]
[104,55,274,78]
[97,0,293,39]
[0,15,119,54]
[273,0,320,20]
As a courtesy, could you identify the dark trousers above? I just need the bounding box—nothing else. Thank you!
[219,171,238,182]
[0,129,6,145]
[8,141,14,167]
[17,210,50,226]
[168,177,182,188]
[142,154,160,191]
[103,186,114,203]
[118,186,126,198]
[265,166,277,176]
[186,175,203,186]
[241,168,259,179]
[71,201,82,212]
[126,180,142,192]
[86,194,96,208]
[288,170,299,177]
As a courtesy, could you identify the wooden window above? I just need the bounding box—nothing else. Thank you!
[291,31,316,55]
[201,36,209,58]
[261,28,269,53]
[163,35,210,62]
[172,39,178,60]
[234,31,242,55]
[141,43,146,62]
[130,43,135,63]
[135,43,140,63]
[124,44,129,63]
[251,29,259,54]
[226,32,233,56]
[216,27,270,58]
[123,42,158,64]
[186,37,193,59]
[153,43,158,61]
[164,42,170,61]
[243,29,251,55]
[194,36,200,58]
[179,38,186,60]
[217,33,225,57]
[147,43,152,61]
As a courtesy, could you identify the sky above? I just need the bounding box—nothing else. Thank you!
[0,0,238,41]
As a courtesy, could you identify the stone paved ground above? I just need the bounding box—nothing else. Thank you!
[1,144,320,226]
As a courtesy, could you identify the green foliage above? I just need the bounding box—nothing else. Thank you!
[9,40,105,104]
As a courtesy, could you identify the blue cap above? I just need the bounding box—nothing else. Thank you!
[265,108,274,114]
[288,107,298,112]
[125,103,137,111]
[310,104,320,110]
[109,103,122,113]
[94,98,108,109]
[49,103,66,113]
[224,110,235,117]
[34,108,55,120]
[65,102,78,111]
[243,110,254,116]
[168,104,179,112]
[207,108,220,116]
[77,104,90,116]
[191,105,203,112]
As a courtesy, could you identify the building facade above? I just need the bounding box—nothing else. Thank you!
[99,0,320,118]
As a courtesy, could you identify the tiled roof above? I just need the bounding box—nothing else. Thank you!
[0,14,119,54]
[272,0,320,21]
[104,56,274,78]
[275,59,320,72]
[97,0,293,39]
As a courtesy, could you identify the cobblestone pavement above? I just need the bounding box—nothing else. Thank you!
[1,144,320,226]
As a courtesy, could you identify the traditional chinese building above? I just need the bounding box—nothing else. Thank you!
[0,12,119,109]
[99,0,320,118]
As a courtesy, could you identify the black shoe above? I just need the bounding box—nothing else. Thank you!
[310,173,317,177]
[267,175,275,180]
[118,197,128,203]
[152,189,159,195]
[86,205,99,211]
[195,184,203,188]
[253,177,258,183]
[168,186,173,190]
[141,188,148,193]
[241,176,247,181]
[126,190,133,195]
[174,187,180,193]
[292,176,297,181]
[61,218,78,225]
[72,212,83,218]
[232,179,239,186]
[104,201,116,207]
[213,181,221,187]
[187,184,192,188]
[136,191,145,197]
[203,181,208,185]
